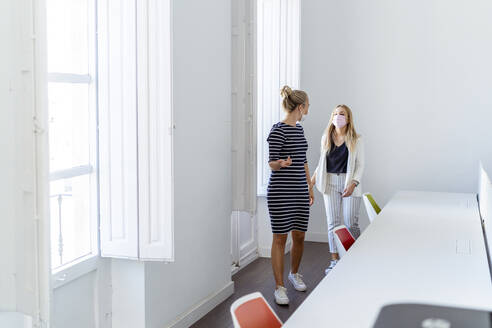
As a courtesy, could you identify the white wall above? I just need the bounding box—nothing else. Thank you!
[52,257,112,328]
[143,0,233,327]
[0,313,31,328]
[0,0,18,310]
[53,272,97,328]
[112,260,145,328]
[300,0,492,238]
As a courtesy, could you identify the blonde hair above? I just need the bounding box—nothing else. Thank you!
[323,104,359,152]
[280,85,308,113]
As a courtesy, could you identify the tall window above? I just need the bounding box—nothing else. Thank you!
[47,0,98,269]
[46,0,173,268]
[257,0,300,195]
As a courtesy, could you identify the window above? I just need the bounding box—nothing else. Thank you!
[257,0,300,195]
[46,0,98,269]
[47,0,173,267]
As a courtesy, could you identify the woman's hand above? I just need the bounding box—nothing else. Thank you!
[269,156,292,171]
[310,175,316,187]
[342,182,356,198]
[279,156,292,168]
[309,187,315,206]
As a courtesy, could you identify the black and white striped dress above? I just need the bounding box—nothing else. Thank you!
[267,122,310,234]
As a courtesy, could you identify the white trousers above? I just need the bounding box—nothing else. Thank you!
[322,173,361,254]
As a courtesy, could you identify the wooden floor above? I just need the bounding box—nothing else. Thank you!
[191,242,331,328]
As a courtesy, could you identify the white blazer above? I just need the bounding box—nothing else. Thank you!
[314,134,365,197]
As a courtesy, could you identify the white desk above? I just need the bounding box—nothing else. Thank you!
[479,161,492,258]
[284,191,492,328]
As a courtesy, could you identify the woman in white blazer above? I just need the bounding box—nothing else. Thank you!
[311,104,364,274]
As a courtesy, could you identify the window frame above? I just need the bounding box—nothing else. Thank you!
[47,0,99,272]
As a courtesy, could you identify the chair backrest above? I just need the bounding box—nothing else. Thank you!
[363,192,381,223]
[230,292,282,328]
[333,225,355,258]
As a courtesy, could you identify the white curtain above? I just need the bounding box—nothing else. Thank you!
[256,0,300,196]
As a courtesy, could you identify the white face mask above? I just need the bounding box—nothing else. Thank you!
[333,114,347,128]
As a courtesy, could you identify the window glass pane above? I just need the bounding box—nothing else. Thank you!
[47,0,89,74]
[50,175,93,269]
[48,82,90,172]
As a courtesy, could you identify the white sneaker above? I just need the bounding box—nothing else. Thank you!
[288,272,307,292]
[324,260,338,275]
[274,286,289,305]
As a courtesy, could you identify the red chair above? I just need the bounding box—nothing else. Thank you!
[231,292,282,328]
[334,225,355,258]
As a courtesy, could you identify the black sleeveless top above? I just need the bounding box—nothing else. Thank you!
[326,142,348,173]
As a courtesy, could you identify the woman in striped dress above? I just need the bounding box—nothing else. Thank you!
[267,85,314,305]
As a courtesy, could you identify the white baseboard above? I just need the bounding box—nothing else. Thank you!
[305,232,328,243]
[258,241,292,258]
[232,249,259,275]
[239,250,259,269]
[166,281,234,328]
[231,264,240,275]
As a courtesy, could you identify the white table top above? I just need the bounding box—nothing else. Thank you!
[481,160,492,180]
[284,191,492,328]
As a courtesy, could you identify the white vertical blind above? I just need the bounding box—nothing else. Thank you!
[257,0,300,195]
